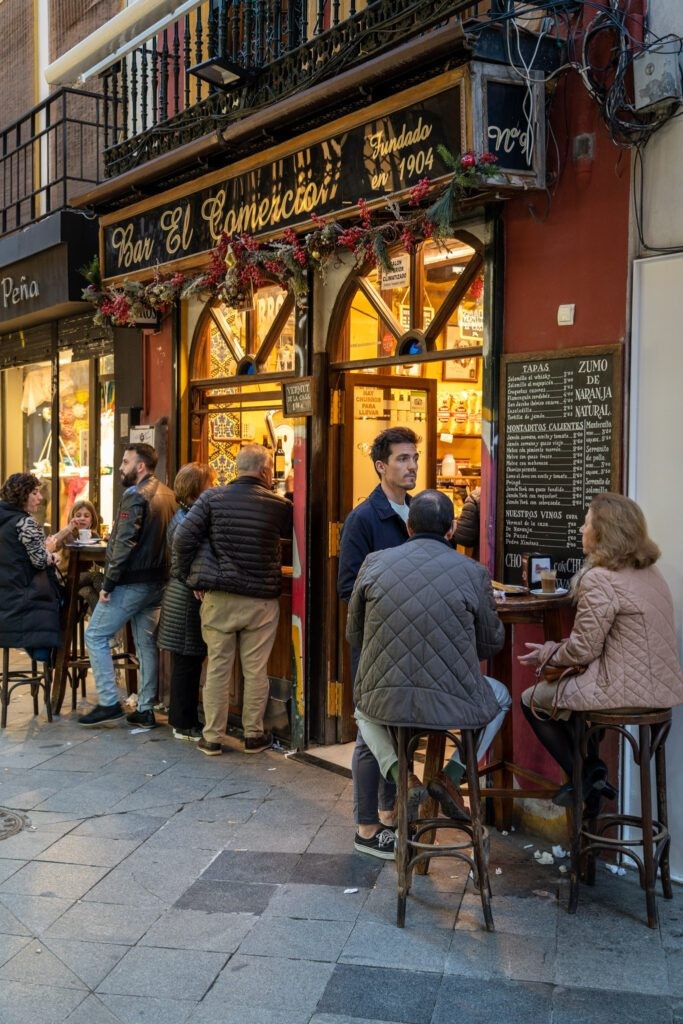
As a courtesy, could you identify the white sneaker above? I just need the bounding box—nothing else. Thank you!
[173,727,202,742]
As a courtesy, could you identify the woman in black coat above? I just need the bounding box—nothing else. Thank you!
[0,473,62,661]
[158,463,215,740]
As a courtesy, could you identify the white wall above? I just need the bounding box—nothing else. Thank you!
[639,3,683,248]
[630,254,683,881]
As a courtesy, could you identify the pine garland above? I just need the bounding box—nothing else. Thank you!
[82,151,501,326]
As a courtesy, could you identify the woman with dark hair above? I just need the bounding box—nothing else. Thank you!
[0,473,62,661]
[159,462,215,740]
[519,492,683,809]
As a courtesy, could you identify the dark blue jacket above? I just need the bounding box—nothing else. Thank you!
[337,484,410,602]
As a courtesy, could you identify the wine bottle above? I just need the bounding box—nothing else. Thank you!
[274,436,286,479]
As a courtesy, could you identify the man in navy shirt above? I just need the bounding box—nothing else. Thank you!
[338,426,418,858]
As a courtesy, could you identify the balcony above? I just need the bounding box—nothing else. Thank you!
[100,0,491,179]
[1,88,113,236]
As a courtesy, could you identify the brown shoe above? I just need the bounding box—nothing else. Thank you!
[407,772,427,822]
[427,770,470,821]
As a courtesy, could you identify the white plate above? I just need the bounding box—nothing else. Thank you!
[530,586,568,597]
[69,539,105,546]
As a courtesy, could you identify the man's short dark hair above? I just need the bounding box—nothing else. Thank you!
[407,489,454,536]
[370,427,418,466]
[124,443,158,471]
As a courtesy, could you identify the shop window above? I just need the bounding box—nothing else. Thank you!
[1,350,115,532]
[190,284,298,484]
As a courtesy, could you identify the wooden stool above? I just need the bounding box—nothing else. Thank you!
[569,707,672,928]
[66,597,90,710]
[1,648,53,727]
[395,725,493,931]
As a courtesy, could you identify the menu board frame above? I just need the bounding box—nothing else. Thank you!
[496,344,623,588]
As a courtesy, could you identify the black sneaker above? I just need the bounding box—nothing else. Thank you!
[126,708,156,728]
[354,827,396,860]
[244,731,273,754]
[172,726,202,742]
[78,703,124,727]
[197,737,222,756]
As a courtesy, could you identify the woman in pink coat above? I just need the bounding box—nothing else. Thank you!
[519,492,683,810]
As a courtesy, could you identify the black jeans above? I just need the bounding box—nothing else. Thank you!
[169,652,205,730]
[350,645,396,826]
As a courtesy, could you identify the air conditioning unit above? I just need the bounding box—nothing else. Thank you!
[633,45,683,113]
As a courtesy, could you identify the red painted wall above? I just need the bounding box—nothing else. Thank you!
[504,74,630,354]
[501,72,631,784]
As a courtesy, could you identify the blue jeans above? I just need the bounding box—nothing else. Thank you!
[85,583,163,712]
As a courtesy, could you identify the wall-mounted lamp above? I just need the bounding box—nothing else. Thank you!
[188,55,255,88]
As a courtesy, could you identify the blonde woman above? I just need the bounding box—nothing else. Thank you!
[519,493,683,809]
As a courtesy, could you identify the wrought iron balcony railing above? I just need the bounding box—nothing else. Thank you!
[1,88,113,236]
[102,0,489,178]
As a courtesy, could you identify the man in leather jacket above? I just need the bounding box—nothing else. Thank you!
[79,443,176,728]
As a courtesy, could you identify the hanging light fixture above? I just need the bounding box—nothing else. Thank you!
[188,56,256,89]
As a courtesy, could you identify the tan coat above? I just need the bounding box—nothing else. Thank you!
[534,565,683,711]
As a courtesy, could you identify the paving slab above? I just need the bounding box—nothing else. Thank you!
[139,907,258,952]
[175,879,277,915]
[0,933,32,967]
[96,945,227,1001]
[445,928,556,984]
[432,975,554,1024]
[340,920,453,973]
[35,835,142,867]
[189,1007,309,1024]
[202,850,302,884]
[0,858,27,884]
[317,963,441,1024]
[63,995,122,1024]
[0,860,109,899]
[0,980,85,1024]
[45,900,163,944]
[551,985,674,1024]
[238,914,354,960]
[0,938,87,989]
[70,811,163,839]
[227,819,319,852]
[203,953,335,1014]
[97,993,196,1024]
[262,882,369,922]
[0,892,73,933]
[42,936,130,989]
[360,881,458,931]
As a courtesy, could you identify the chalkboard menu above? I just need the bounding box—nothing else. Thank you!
[497,346,622,589]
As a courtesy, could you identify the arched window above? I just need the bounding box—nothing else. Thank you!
[335,236,483,369]
[189,284,297,483]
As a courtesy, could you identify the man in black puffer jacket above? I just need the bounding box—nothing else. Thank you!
[173,444,292,756]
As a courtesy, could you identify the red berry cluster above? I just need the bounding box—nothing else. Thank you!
[337,226,364,249]
[357,197,372,229]
[400,227,416,252]
[479,152,498,165]
[408,177,431,206]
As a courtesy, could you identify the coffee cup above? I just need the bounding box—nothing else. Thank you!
[540,568,557,594]
[78,528,92,543]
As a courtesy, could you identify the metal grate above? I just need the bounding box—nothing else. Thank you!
[0,808,27,841]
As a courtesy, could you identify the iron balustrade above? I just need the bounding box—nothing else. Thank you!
[102,0,487,177]
[0,88,115,236]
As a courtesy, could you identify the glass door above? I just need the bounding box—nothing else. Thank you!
[331,373,437,741]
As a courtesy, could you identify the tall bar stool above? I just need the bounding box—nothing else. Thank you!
[569,707,672,928]
[395,725,493,931]
[1,648,53,727]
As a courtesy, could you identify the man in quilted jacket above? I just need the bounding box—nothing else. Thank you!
[347,488,510,821]
[173,444,292,756]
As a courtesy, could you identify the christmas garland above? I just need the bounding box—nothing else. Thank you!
[82,148,501,326]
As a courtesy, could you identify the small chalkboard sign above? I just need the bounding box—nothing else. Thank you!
[282,377,314,417]
[497,345,622,589]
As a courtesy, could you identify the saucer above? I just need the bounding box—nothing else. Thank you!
[530,586,568,597]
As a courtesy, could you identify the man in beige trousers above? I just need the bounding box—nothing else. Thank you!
[172,445,292,755]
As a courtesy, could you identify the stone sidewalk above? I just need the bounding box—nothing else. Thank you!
[0,683,680,1024]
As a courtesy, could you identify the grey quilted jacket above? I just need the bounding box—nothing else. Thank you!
[535,565,683,711]
[347,534,505,729]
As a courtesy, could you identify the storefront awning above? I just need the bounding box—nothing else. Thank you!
[45,0,203,86]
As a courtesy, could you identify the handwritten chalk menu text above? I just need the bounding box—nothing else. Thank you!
[499,347,622,588]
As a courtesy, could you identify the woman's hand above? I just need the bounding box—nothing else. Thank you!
[518,642,545,666]
[45,535,57,553]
